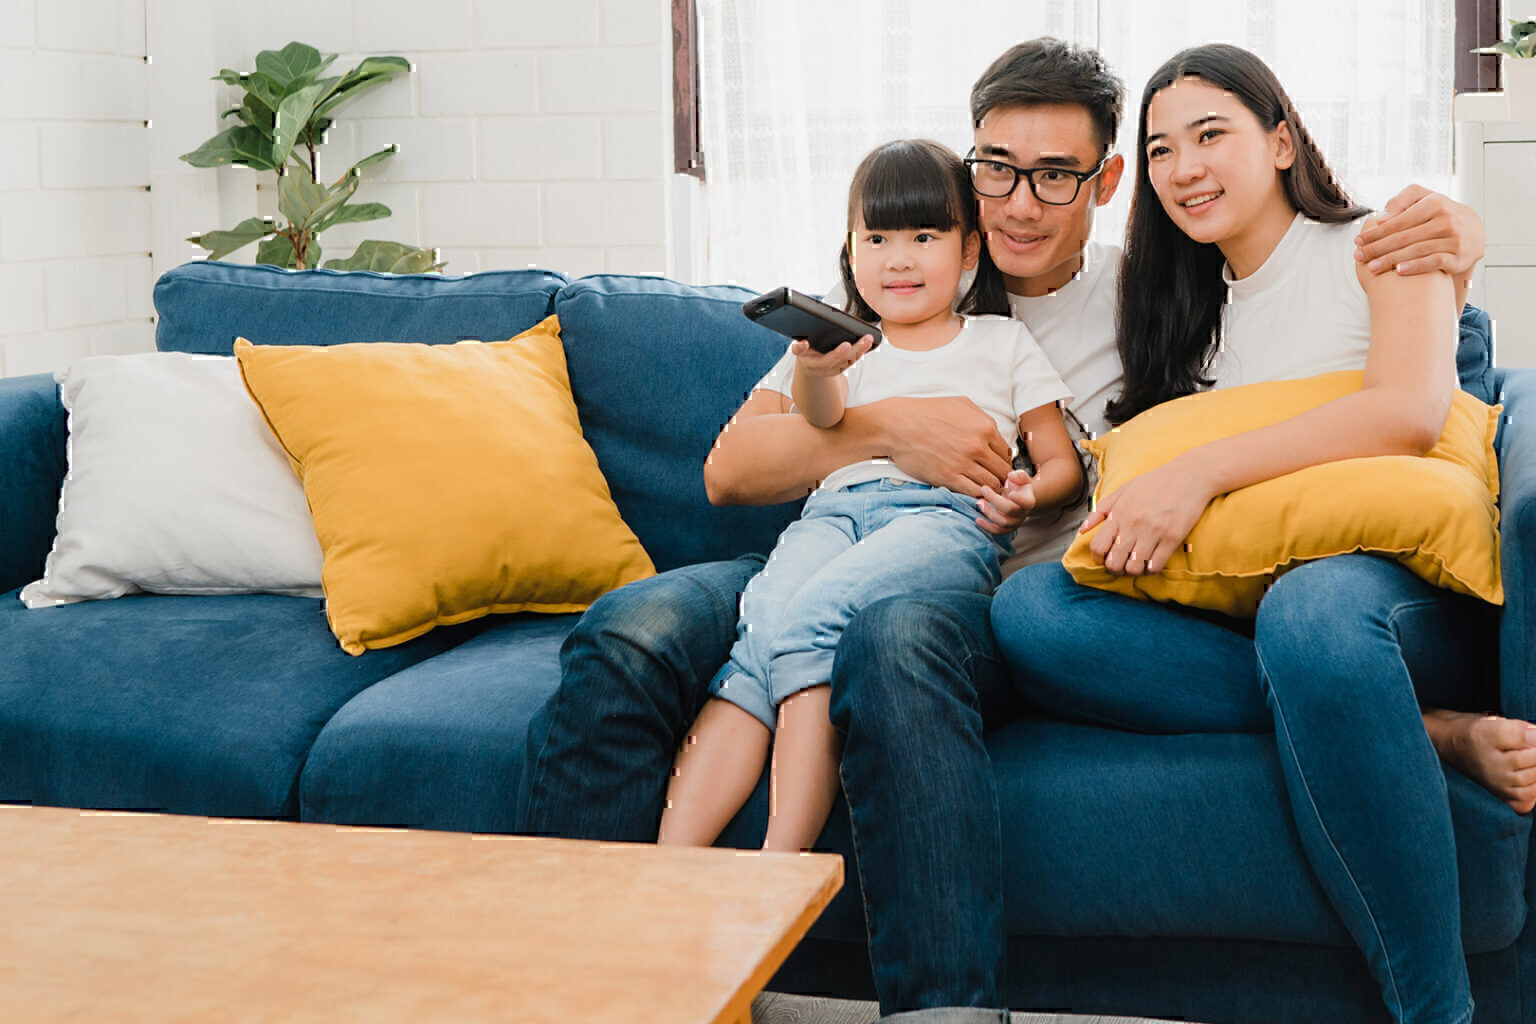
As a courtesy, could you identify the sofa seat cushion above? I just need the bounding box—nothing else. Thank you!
[299,613,582,832]
[153,262,568,355]
[0,590,484,818]
[990,719,1529,953]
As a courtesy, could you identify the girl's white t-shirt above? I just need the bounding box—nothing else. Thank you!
[753,315,1072,494]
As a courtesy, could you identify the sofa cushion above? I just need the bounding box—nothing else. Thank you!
[989,719,1529,954]
[0,374,67,595]
[20,353,323,608]
[153,262,568,355]
[0,590,484,818]
[554,275,805,571]
[234,321,655,655]
[299,613,581,831]
[1065,371,1503,616]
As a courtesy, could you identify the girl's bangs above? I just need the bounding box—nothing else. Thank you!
[857,152,964,233]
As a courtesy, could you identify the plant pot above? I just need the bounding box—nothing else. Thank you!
[1507,56,1536,121]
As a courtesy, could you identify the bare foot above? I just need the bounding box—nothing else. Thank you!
[1423,709,1536,814]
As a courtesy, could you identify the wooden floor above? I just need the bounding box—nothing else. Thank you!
[752,992,1184,1023]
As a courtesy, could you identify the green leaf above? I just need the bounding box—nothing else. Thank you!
[298,174,359,231]
[314,56,411,118]
[187,217,275,260]
[238,93,276,134]
[243,72,285,113]
[212,68,245,86]
[278,173,331,230]
[179,125,280,171]
[345,144,399,178]
[1519,35,1536,58]
[322,240,443,274]
[1474,41,1520,57]
[256,234,299,269]
[1511,19,1536,41]
[254,42,331,90]
[271,81,327,167]
[317,202,391,233]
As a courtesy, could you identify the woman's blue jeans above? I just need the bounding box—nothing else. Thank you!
[991,555,1496,1024]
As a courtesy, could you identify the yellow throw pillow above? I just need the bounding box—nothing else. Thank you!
[1063,370,1502,617]
[234,316,655,655]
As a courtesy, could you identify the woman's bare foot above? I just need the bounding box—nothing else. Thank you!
[1423,709,1536,814]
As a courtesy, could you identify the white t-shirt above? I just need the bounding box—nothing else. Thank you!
[813,243,1123,569]
[1210,212,1457,389]
[755,315,1072,494]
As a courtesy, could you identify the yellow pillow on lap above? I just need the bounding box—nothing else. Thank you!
[235,315,655,655]
[1062,370,1502,617]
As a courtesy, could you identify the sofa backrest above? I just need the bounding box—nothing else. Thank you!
[153,262,568,353]
[554,275,802,572]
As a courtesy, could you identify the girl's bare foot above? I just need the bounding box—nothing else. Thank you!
[1423,709,1536,814]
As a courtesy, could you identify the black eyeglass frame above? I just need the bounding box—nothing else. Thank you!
[962,149,1111,205]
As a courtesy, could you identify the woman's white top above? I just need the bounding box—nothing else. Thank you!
[1209,213,1377,389]
[754,315,1072,494]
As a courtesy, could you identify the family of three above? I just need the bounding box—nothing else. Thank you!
[519,37,1534,1024]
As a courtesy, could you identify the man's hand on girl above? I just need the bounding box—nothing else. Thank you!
[1079,456,1217,576]
[879,396,1013,498]
[1354,185,1484,279]
[790,335,875,377]
[976,469,1036,535]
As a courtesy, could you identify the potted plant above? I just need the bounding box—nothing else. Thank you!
[180,41,443,273]
[1475,17,1536,120]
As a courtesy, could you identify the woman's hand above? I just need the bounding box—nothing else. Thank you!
[976,469,1035,535]
[790,335,874,377]
[1079,455,1218,575]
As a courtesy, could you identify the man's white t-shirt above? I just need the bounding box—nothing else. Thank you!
[753,316,1072,494]
[807,243,1123,570]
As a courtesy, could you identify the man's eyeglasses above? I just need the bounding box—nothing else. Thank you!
[963,150,1110,205]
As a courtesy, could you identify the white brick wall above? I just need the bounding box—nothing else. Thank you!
[1,0,677,377]
[0,0,153,378]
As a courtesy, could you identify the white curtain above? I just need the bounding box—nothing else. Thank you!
[696,0,1455,292]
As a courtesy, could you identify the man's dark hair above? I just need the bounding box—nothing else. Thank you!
[969,38,1124,155]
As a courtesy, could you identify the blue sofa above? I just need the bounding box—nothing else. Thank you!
[1,260,1530,1023]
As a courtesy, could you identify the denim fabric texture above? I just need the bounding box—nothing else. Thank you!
[993,557,1496,1024]
[152,261,568,353]
[712,480,1006,730]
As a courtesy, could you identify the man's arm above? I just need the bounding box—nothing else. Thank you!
[1355,185,1485,311]
[703,389,1014,506]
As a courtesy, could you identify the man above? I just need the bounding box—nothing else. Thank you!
[518,38,1485,1023]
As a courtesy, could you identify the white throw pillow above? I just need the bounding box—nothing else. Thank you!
[20,353,324,607]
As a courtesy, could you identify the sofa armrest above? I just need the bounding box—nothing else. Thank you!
[1495,367,1536,722]
[0,373,66,595]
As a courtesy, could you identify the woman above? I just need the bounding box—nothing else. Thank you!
[991,44,1531,1024]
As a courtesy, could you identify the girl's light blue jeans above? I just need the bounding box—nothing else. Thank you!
[991,555,1497,1024]
[710,479,1008,730]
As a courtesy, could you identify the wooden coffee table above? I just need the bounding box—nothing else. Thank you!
[0,805,842,1023]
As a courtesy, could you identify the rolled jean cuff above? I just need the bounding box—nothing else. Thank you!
[768,647,835,706]
[708,668,777,732]
[877,1008,1010,1024]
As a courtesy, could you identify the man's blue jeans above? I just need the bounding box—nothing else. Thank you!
[517,556,1019,1023]
[992,556,1496,1024]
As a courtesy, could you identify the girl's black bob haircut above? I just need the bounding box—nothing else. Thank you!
[837,139,1010,322]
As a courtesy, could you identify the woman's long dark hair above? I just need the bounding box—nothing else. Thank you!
[837,139,1010,321]
[1107,44,1370,424]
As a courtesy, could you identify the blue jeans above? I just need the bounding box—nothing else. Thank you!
[517,556,1017,1023]
[712,480,1005,730]
[991,556,1496,1024]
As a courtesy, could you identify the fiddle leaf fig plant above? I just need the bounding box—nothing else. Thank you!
[180,41,443,273]
[1474,18,1536,58]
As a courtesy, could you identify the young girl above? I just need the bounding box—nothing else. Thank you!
[992,44,1528,1024]
[658,139,1084,853]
